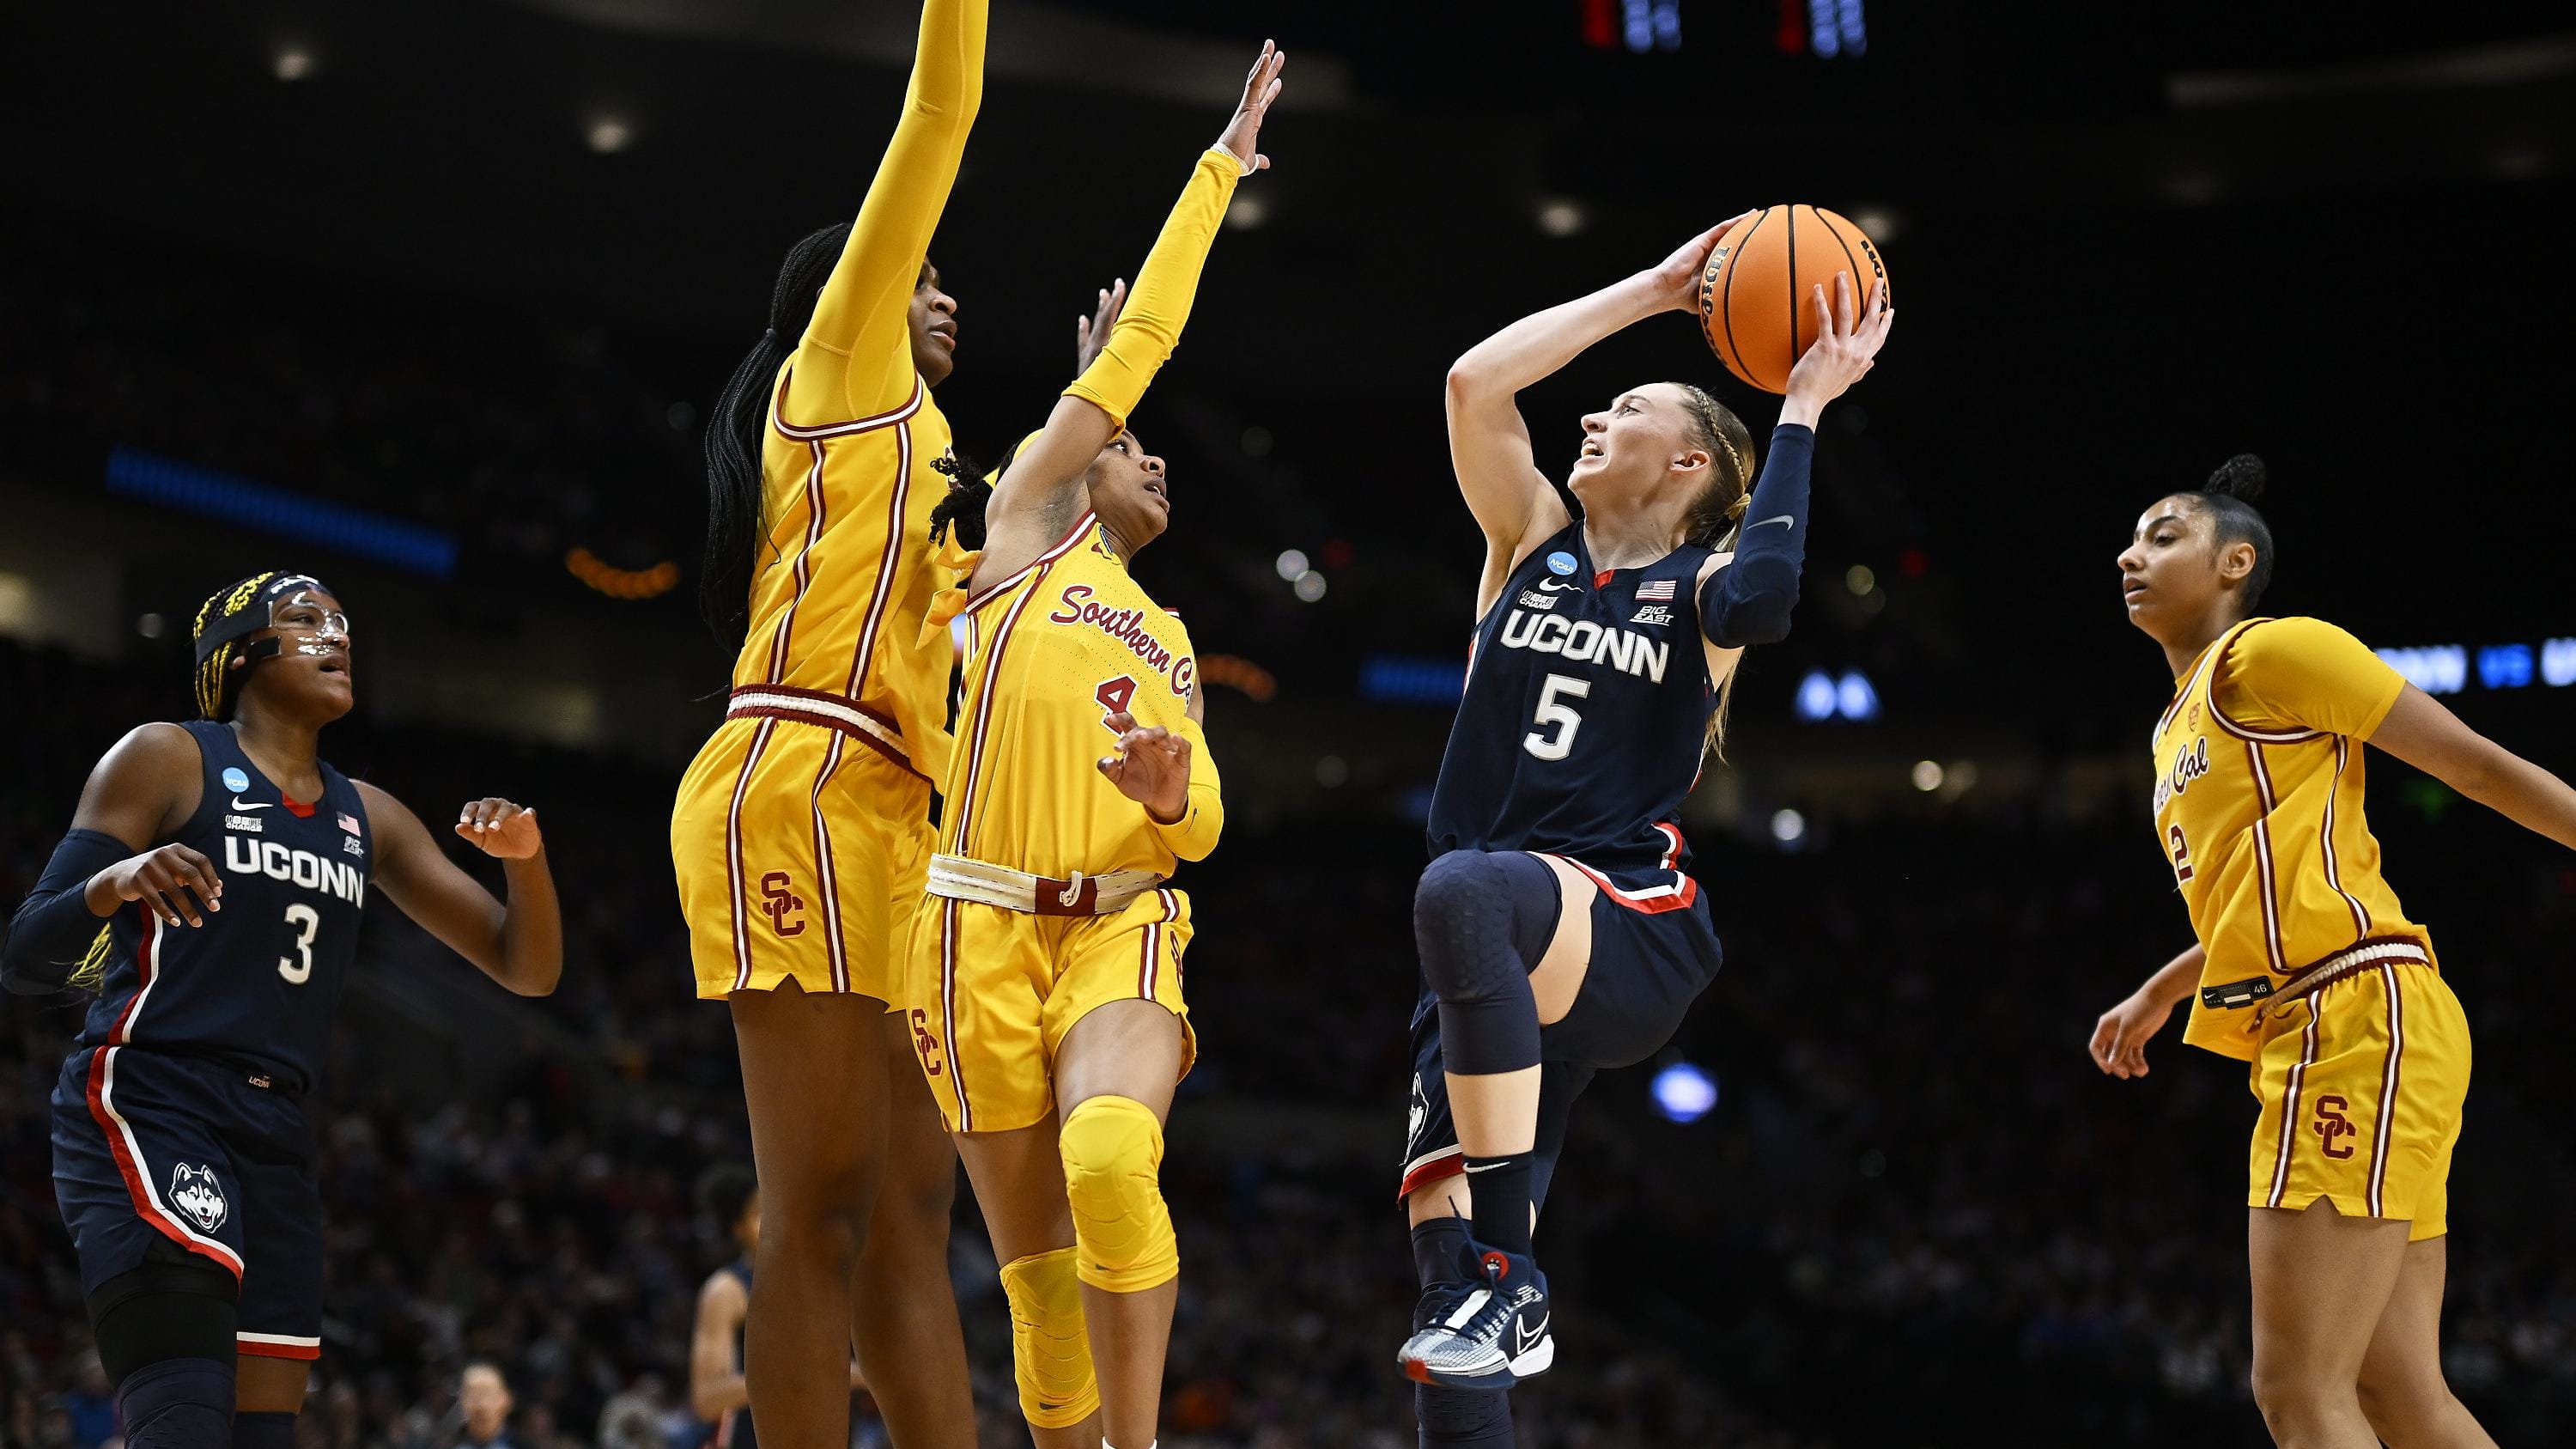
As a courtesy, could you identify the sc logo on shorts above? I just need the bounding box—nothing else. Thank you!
[759,872,805,937]
[2312,1094,2359,1160]
[910,1008,945,1077]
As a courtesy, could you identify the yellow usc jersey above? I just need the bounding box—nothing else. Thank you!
[937,513,1214,880]
[2152,616,2433,1059]
[728,368,956,771]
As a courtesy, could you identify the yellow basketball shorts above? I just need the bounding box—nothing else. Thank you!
[915,886,1195,1134]
[672,714,933,1005]
[2245,961,2470,1239]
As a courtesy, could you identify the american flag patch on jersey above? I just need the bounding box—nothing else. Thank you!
[1635,579,1677,601]
[337,813,361,835]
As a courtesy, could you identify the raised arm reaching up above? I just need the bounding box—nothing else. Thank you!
[965,40,1285,593]
[790,0,990,422]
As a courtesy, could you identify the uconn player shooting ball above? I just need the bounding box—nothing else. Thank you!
[1393,218,1889,1436]
[2,573,562,1449]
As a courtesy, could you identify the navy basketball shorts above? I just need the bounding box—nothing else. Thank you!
[1399,874,1722,1202]
[51,1047,325,1361]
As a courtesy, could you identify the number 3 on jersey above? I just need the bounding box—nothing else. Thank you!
[280,903,319,984]
[1524,673,1591,761]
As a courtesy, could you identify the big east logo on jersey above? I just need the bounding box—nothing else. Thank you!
[2154,735,2210,813]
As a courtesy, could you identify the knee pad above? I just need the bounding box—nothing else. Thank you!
[1059,1095,1178,1294]
[998,1247,1099,1429]
[1414,851,1559,1075]
[1413,851,1558,1002]
[88,1259,240,1385]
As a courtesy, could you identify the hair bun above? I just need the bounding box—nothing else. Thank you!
[2204,453,2268,502]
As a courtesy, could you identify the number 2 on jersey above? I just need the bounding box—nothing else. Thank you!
[1523,673,1592,761]
[2168,824,2194,885]
[279,903,319,984]
[1095,675,1138,733]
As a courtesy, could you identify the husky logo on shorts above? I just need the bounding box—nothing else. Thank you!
[1405,1074,1428,1160]
[169,1164,228,1232]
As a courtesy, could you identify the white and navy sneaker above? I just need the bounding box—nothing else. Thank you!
[1397,1246,1552,1390]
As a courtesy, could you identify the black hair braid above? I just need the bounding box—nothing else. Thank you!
[2195,453,2276,610]
[927,450,993,551]
[191,570,283,720]
[700,222,854,643]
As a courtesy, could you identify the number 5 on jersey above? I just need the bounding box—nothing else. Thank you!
[1524,673,1591,761]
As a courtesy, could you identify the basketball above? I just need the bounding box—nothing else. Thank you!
[1698,204,1892,394]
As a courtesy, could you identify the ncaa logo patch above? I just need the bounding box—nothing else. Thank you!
[1545,551,1577,576]
[168,1164,228,1233]
[222,767,251,794]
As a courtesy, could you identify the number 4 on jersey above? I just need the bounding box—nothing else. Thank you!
[1095,675,1138,734]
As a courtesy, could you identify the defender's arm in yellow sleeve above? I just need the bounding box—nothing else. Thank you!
[790,0,988,422]
[981,146,1242,559]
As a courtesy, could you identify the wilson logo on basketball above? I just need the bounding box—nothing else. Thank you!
[759,872,805,937]
[2312,1095,2359,1160]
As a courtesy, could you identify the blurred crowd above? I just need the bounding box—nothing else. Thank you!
[8,633,2574,1449]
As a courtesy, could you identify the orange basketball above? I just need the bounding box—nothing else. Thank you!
[1697,204,1891,395]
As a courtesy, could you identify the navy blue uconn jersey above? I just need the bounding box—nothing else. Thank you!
[75,721,371,1096]
[1428,523,1713,906]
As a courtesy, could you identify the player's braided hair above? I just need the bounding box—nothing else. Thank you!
[927,448,993,551]
[2193,453,2275,611]
[191,571,283,721]
[700,222,856,644]
[1667,383,1759,760]
[1672,382,1758,552]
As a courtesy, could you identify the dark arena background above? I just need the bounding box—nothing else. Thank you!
[5,3,2575,1446]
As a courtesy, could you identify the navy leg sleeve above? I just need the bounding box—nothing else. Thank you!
[115,1358,234,1449]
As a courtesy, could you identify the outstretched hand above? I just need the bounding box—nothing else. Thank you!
[1645,212,1758,313]
[455,799,544,860]
[1214,40,1287,175]
[1782,271,1894,412]
[2088,989,2175,1080]
[1095,711,1191,824]
[1075,277,1128,377]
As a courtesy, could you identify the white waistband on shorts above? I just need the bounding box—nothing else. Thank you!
[2276,937,2431,1002]
[926,853,1162,916]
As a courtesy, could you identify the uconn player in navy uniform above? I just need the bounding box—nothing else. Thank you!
[1393,219,1892,1436]
[2,573,562,1449]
